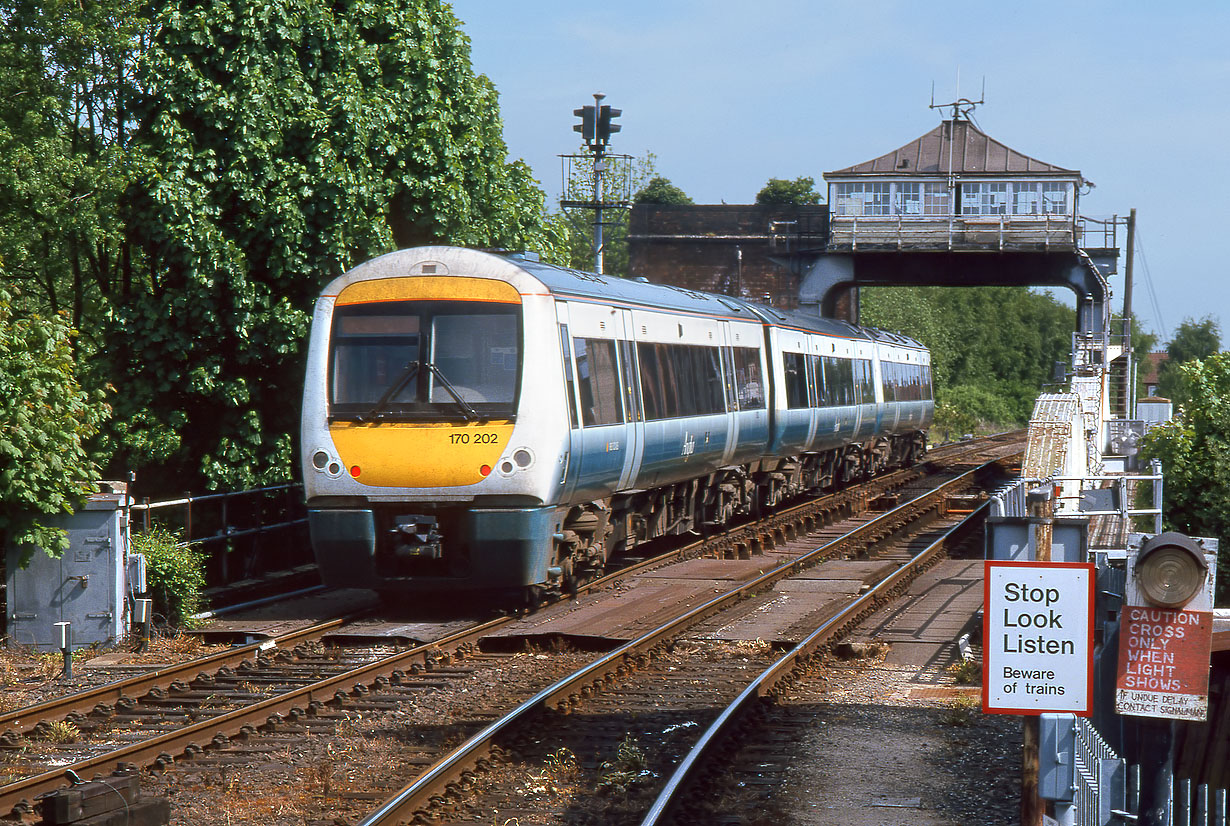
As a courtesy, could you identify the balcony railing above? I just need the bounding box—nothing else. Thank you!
[828,213,1078,252]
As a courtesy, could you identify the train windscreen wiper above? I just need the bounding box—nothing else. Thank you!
[423,361,484,422]
[359,361,419,422]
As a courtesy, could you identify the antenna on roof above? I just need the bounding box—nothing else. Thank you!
[929,73,985,121]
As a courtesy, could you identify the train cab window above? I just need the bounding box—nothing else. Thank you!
[782,352,809,409]
[331,310,420,406]
[328,300,520,421]
[732,347,765,410]
[574,337,624,426]
[431,314,517,405]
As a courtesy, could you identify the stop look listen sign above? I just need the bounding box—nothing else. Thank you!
[983,561,1095,716]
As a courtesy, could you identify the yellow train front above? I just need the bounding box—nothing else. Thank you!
[300,247,577,601]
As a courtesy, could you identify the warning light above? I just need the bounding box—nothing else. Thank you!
[1135,532,1208,608]
[350,466,361,478]
[480,464,492,477]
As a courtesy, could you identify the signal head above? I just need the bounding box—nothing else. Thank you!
[1135,532,1209,608]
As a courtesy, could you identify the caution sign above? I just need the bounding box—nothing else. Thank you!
[1115,606,1213,721]
[983,561,1094,716]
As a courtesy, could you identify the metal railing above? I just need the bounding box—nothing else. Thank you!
[129,483,311,590]
[989,470,1162,534]
[1058,716,1228,826]
[829,213,1077,251]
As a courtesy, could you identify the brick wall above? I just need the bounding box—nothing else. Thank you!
[627,204,829,310]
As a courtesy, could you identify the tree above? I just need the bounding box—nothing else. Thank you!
[105,0,558,491]
[1138,352,1230,603]
[1157,316,1221,402]
[635,176,692,205]
[755,176,821,206]
[0,0,145,345]
[860,286,1076,431]
[0,285,111,561]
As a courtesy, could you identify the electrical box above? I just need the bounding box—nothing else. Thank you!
[6,483,139,652]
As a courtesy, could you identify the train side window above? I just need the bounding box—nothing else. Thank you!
[854,358,875,404]
[574,337,624,426]
[694,346,725,415]
[783,352,809,409]
[722,347,739,412]
[732,347,765,410]
[559,325,579,428]
[637,342,677,420]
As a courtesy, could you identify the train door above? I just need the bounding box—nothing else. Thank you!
[615,309,644,490]
[555,301,581,503]
[719,322,739,465]
[559,300,634,500]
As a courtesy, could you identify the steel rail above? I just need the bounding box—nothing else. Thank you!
[639,497,991,825]
[0,617,352,737]
[358,459,1004,825]
[0,615,514,814]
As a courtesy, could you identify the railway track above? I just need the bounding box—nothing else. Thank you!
[0,434,1021,822]
[355,458,997,825]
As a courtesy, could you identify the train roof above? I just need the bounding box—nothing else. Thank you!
[327,247,925,350]
[509,252,926,350]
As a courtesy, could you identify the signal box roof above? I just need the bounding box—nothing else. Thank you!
[825,118,1082,180]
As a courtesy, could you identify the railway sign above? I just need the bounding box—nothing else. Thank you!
[1114,533,1217,721]
[983,561,1094,716]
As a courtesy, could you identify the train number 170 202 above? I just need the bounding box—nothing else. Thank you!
[449,432,500,445]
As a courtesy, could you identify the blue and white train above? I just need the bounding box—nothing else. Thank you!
[300,246,933,601]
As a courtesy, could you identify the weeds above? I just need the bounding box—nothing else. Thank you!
[941,694,980,727]
[947,659,981,685]
[597,735,653,795]
[40,720,79,743]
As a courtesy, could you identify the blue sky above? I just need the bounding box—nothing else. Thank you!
[459,0,1229,345]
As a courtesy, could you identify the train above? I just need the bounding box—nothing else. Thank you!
[300,246,933,603]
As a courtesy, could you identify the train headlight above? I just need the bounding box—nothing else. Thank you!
[1135,532,1208,608]
[311,449,344,477]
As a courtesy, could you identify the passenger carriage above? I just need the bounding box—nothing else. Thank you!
[301,247,932,602]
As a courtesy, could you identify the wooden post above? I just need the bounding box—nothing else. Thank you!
[1022,486,1054,826]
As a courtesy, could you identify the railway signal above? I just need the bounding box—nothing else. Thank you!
[597,104,621,144]
[560,92,632,273]
[573,105,596,144]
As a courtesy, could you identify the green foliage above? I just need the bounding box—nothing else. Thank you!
[755,176,821,205]
[133,527,206,626]
[634,176,692,205]
[0,286,110,561]
[1138,352,1230,603]
[0,0,145,341]
[1157,316,1221,403]
[103,0,557,490]
[861,286,1075,431]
